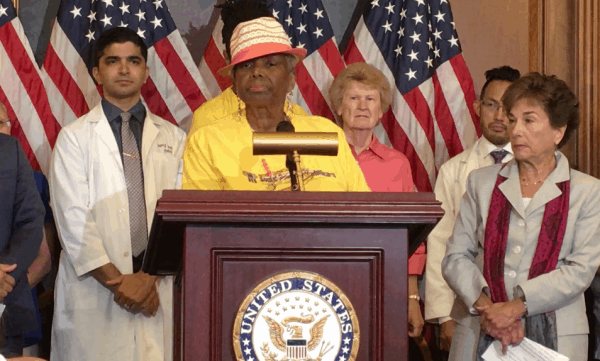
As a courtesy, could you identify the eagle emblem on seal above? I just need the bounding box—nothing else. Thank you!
[262,314,333,361]
[233,271,360,361]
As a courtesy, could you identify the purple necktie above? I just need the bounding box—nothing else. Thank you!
[490,149,509,164]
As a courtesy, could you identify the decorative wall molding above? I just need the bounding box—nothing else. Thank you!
[576,0,600,178]
[529,0,599,178]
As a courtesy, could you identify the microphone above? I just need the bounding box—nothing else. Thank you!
[276,121,300,191]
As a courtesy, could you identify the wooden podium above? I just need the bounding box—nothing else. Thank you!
[143,190,443,361]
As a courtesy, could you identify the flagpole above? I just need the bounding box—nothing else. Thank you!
[11,0,18,12]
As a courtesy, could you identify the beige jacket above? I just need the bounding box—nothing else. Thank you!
[442,152,600,336]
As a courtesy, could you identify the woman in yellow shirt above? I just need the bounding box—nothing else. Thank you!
[182,13,369,192]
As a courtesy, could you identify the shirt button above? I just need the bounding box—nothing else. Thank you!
[124,252,129,257]
[517,220,525,227]
[513,246,522,254]
[507,270,517,278]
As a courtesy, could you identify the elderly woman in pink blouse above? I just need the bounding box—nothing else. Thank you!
[329,62,426,337]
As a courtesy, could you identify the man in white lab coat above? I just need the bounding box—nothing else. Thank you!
[49,27,186,361]
[424,66,520,356]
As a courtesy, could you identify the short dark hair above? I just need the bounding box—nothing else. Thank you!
[93,27,148,68]
[216,0,272,60]
[480,66,521,100]
[502,72,579,149]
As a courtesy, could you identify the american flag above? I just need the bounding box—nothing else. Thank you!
[198,0,345,120]
[343,0,480,191]
[41,0,207,150]
[0,0,61,174]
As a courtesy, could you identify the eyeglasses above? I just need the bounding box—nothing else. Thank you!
[481,100,504,112]
[0,118,11,127]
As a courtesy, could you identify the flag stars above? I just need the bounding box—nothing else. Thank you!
[70,6,82,18]
[150,16,163,29]
[370,0,379,9]
[412,13,424,25]
[405,68,417,81]
[314,8,324,20]
[102,0,114,8]
[394,45,402,57]
[137,27,146,39]
[296,23,307,34]
[382,21,392,33]
[415,0,426,6]
[85,29,95,42]
[432,29,442,40]
[297,42,305,48]
[119,20,128,27]
[428,22,432,31]
[427,38,433,49]
[451,21,456,29]
[299,3,308,14]
[425,56,434,68]
[0,5,7,17]
[448,35,459,47]
[338,356,346,361]
[343,337,351,345]
[135,9,146,21]
[285,15,293,26]
[399,8,406,19]
[407,49,419,62]
[433,47,441,58]
[87,10,97,22]
[119,2,130,15]
[385,2,394,14]
[272,9,279,19]
[100,14,112,28]
[287,0,293,8]
[434,10,445,22]
[441,0,448,3]
[153,0,163,10]
[242,339,250,347]
[342,346,350,354]
[409,31,421,43]
[313,27,323,38]
[397,26,404,37]
[244,348,251,356]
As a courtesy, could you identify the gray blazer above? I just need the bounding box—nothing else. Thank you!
[442,152,600,337]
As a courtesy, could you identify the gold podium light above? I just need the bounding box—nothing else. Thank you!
[252,132,338,156]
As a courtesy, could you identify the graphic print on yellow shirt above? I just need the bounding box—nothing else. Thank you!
[182,113,370,192]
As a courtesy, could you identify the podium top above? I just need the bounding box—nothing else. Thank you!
[155,190,442,224]
[143,190,443,275]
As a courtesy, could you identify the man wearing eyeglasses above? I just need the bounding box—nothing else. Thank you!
[424,66,521,359]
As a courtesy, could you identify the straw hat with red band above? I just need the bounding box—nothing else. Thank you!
[218,17,307,78]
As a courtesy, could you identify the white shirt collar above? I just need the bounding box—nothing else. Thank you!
[478,136,513,158]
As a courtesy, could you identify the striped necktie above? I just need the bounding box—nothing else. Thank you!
[490,149,509,164]
[121,112,148,257]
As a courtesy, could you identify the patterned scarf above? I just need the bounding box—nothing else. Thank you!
[476,169,570,359]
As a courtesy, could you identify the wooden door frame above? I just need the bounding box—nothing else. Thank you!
[529,0,600,178]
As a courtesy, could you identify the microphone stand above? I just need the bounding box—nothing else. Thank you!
[288,150,304,191]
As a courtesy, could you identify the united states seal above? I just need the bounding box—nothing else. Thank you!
[233,271,360,361]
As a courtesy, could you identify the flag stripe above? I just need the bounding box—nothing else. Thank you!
[0,85,42,171]
[141,76,177,125]
[417,79,450,169]
[0,20,61,149]
[43,44,91,119]
[295,61,335,120]
[153,36,207,110]
[431,73,464,156]
[316,38,345,77]
[203,37,231,91]
[449,54,481,137]
[0,42,53,173]
[46,24,101,112]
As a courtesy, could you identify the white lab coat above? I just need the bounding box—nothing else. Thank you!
[424,137,512,323]
[49,104,186,361]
